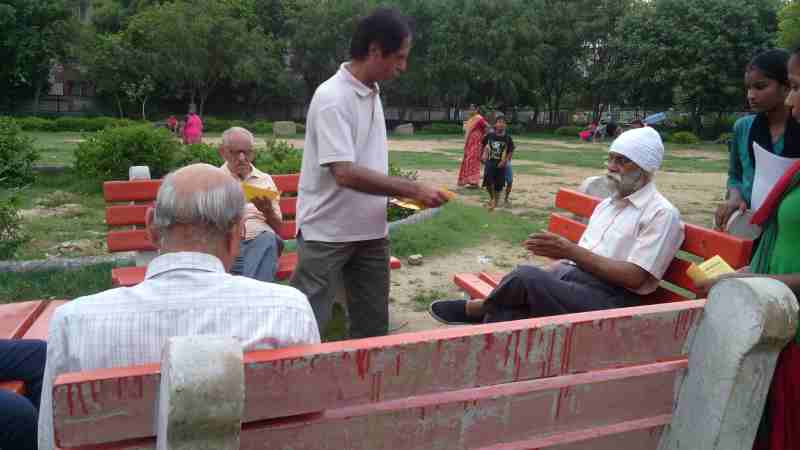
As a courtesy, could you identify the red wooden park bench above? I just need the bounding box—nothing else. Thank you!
[103,173,401,287]
[454,188,754,304]
[50,277,797,449]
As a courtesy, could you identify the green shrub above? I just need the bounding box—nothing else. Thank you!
[0,193,29,259]
[555,126,582,136]
[250,120,273,135]
[716,132,734,144]
[254,139,302,174]
[670,131,700,145]
[15,116,58,132]
[172,143,223,168]
[202,117,233,132]
[75,125,181,181]
[387,163,418,222]
[0,117,39,188]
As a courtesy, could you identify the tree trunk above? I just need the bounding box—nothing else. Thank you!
[115,95,124,118]
[141,97,147,121]
[32,79,43,115]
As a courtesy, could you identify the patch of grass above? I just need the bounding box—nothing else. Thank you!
[389,151,460,170]
[411,289,448,312]
[390,201,546,258]
[0,263,118,303]
[505,147,727,173]
[23,131,84,165]
[322,302,348,342]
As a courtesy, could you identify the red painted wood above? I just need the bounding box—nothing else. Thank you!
[272,173,300,193]
[641,287,691,305]
[389,256,402,270]
[0,300,46,339]
[277,221,297,240]
[660,258,697,294]
[53,301,703,447]
[22,300,68,340]
[554,188,601,219]
[454,273,495,299]
[0,381,25,396]
[547,213,587,243]
[477,415,668,450]
[103,180,162,203]
[279,197,297,216]
[479,272,503,287]
[105,204,150,227]
[683,223,753,269]
[111,266,147,287]
[107,230,156,253]
[275,253,298,281]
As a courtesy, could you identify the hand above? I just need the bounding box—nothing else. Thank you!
[252,197,282,229]
[498,160,507,168]
[413,184,452,208]
[523,232,576,260]
[714,192,746,231]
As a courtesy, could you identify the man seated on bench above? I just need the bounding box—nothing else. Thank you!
[430,127,685,324]
[37,164,320,450]
[219,126,284,282]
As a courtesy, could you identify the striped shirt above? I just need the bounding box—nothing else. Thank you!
[38,252,319,449]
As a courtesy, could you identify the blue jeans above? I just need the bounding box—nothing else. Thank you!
[0,339,47,450]
[231,231,283,282]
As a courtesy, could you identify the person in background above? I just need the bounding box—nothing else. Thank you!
[166,115,178,134]
[182,104,203,144]
[480,114,514,211]
[0,339,46,450]
[219,127,284,282]
[716,49,800,230]
[457,104,488,188]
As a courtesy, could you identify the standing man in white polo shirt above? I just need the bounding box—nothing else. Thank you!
[292,8,451,338]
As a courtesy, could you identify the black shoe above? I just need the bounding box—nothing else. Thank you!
[429,299,483,325]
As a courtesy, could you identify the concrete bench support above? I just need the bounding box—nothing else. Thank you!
[156,336,245,450]
[659,278,799,450]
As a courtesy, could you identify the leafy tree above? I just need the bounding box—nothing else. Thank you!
[0,0,77,110]
[778,1,800,50]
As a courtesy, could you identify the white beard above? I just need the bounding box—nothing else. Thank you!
[606,169,646,198]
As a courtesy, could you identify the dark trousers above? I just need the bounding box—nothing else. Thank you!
[0,339,47,450]
[483,263,640,323]
[290,232,390,339]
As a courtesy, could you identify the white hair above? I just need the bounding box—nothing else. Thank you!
[152,166,244,247]
[221,127,255,147]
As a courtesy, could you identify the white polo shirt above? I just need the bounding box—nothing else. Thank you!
[577,182,685,295]
[297,63,389,242]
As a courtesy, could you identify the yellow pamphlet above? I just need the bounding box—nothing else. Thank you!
[685,255,735,283]
[241,183,280,201]
[390,188,457,211]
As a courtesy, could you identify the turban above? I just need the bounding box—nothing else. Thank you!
[609,127,664,172]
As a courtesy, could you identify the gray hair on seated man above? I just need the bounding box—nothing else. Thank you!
[221,126,256,147]
[147,163,245,271]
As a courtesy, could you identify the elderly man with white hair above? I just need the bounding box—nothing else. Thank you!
[37,164,319,450]
[218,126,284,282]
[430,127,685,324]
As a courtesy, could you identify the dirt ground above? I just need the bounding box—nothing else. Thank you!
[383,137,728,334]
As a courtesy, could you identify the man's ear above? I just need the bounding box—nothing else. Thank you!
[228,223,242,259]
[217,145,226,161]
[145,207,159,247]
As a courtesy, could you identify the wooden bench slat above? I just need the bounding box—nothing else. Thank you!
[0,380,25,396]
[103,180,162,202]
[277,221,297,240]
[454,273,495,299]
[683,223,753,269]
[548,213,586,243]
[22,300,67,340]
[272,173,300,193]
[279,197,297,216]
[53,301,704,447]
[554,188,601,218]
[105,204,151,227]
[0,300,47,339]
[107,230,157,253]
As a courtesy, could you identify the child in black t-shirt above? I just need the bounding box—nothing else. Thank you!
[480,115,515,210]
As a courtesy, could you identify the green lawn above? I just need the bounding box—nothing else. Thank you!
[24,131,84,165]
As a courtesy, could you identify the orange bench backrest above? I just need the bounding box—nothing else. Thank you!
[552,188,753,300]
[103,173,300,251]
[53,300,703,449]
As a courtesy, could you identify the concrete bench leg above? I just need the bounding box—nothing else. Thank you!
[156,336,245,450]
[659,278,799,450]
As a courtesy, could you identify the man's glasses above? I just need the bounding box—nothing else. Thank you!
[606,153,633,166]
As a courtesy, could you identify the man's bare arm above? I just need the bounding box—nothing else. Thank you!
[329,161,450,208]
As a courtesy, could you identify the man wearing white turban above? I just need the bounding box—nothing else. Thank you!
[430,127,686,324]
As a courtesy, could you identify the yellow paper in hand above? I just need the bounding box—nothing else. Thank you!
[390,188,457,211]
[685,255,735,283]
[241,183,279,202]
